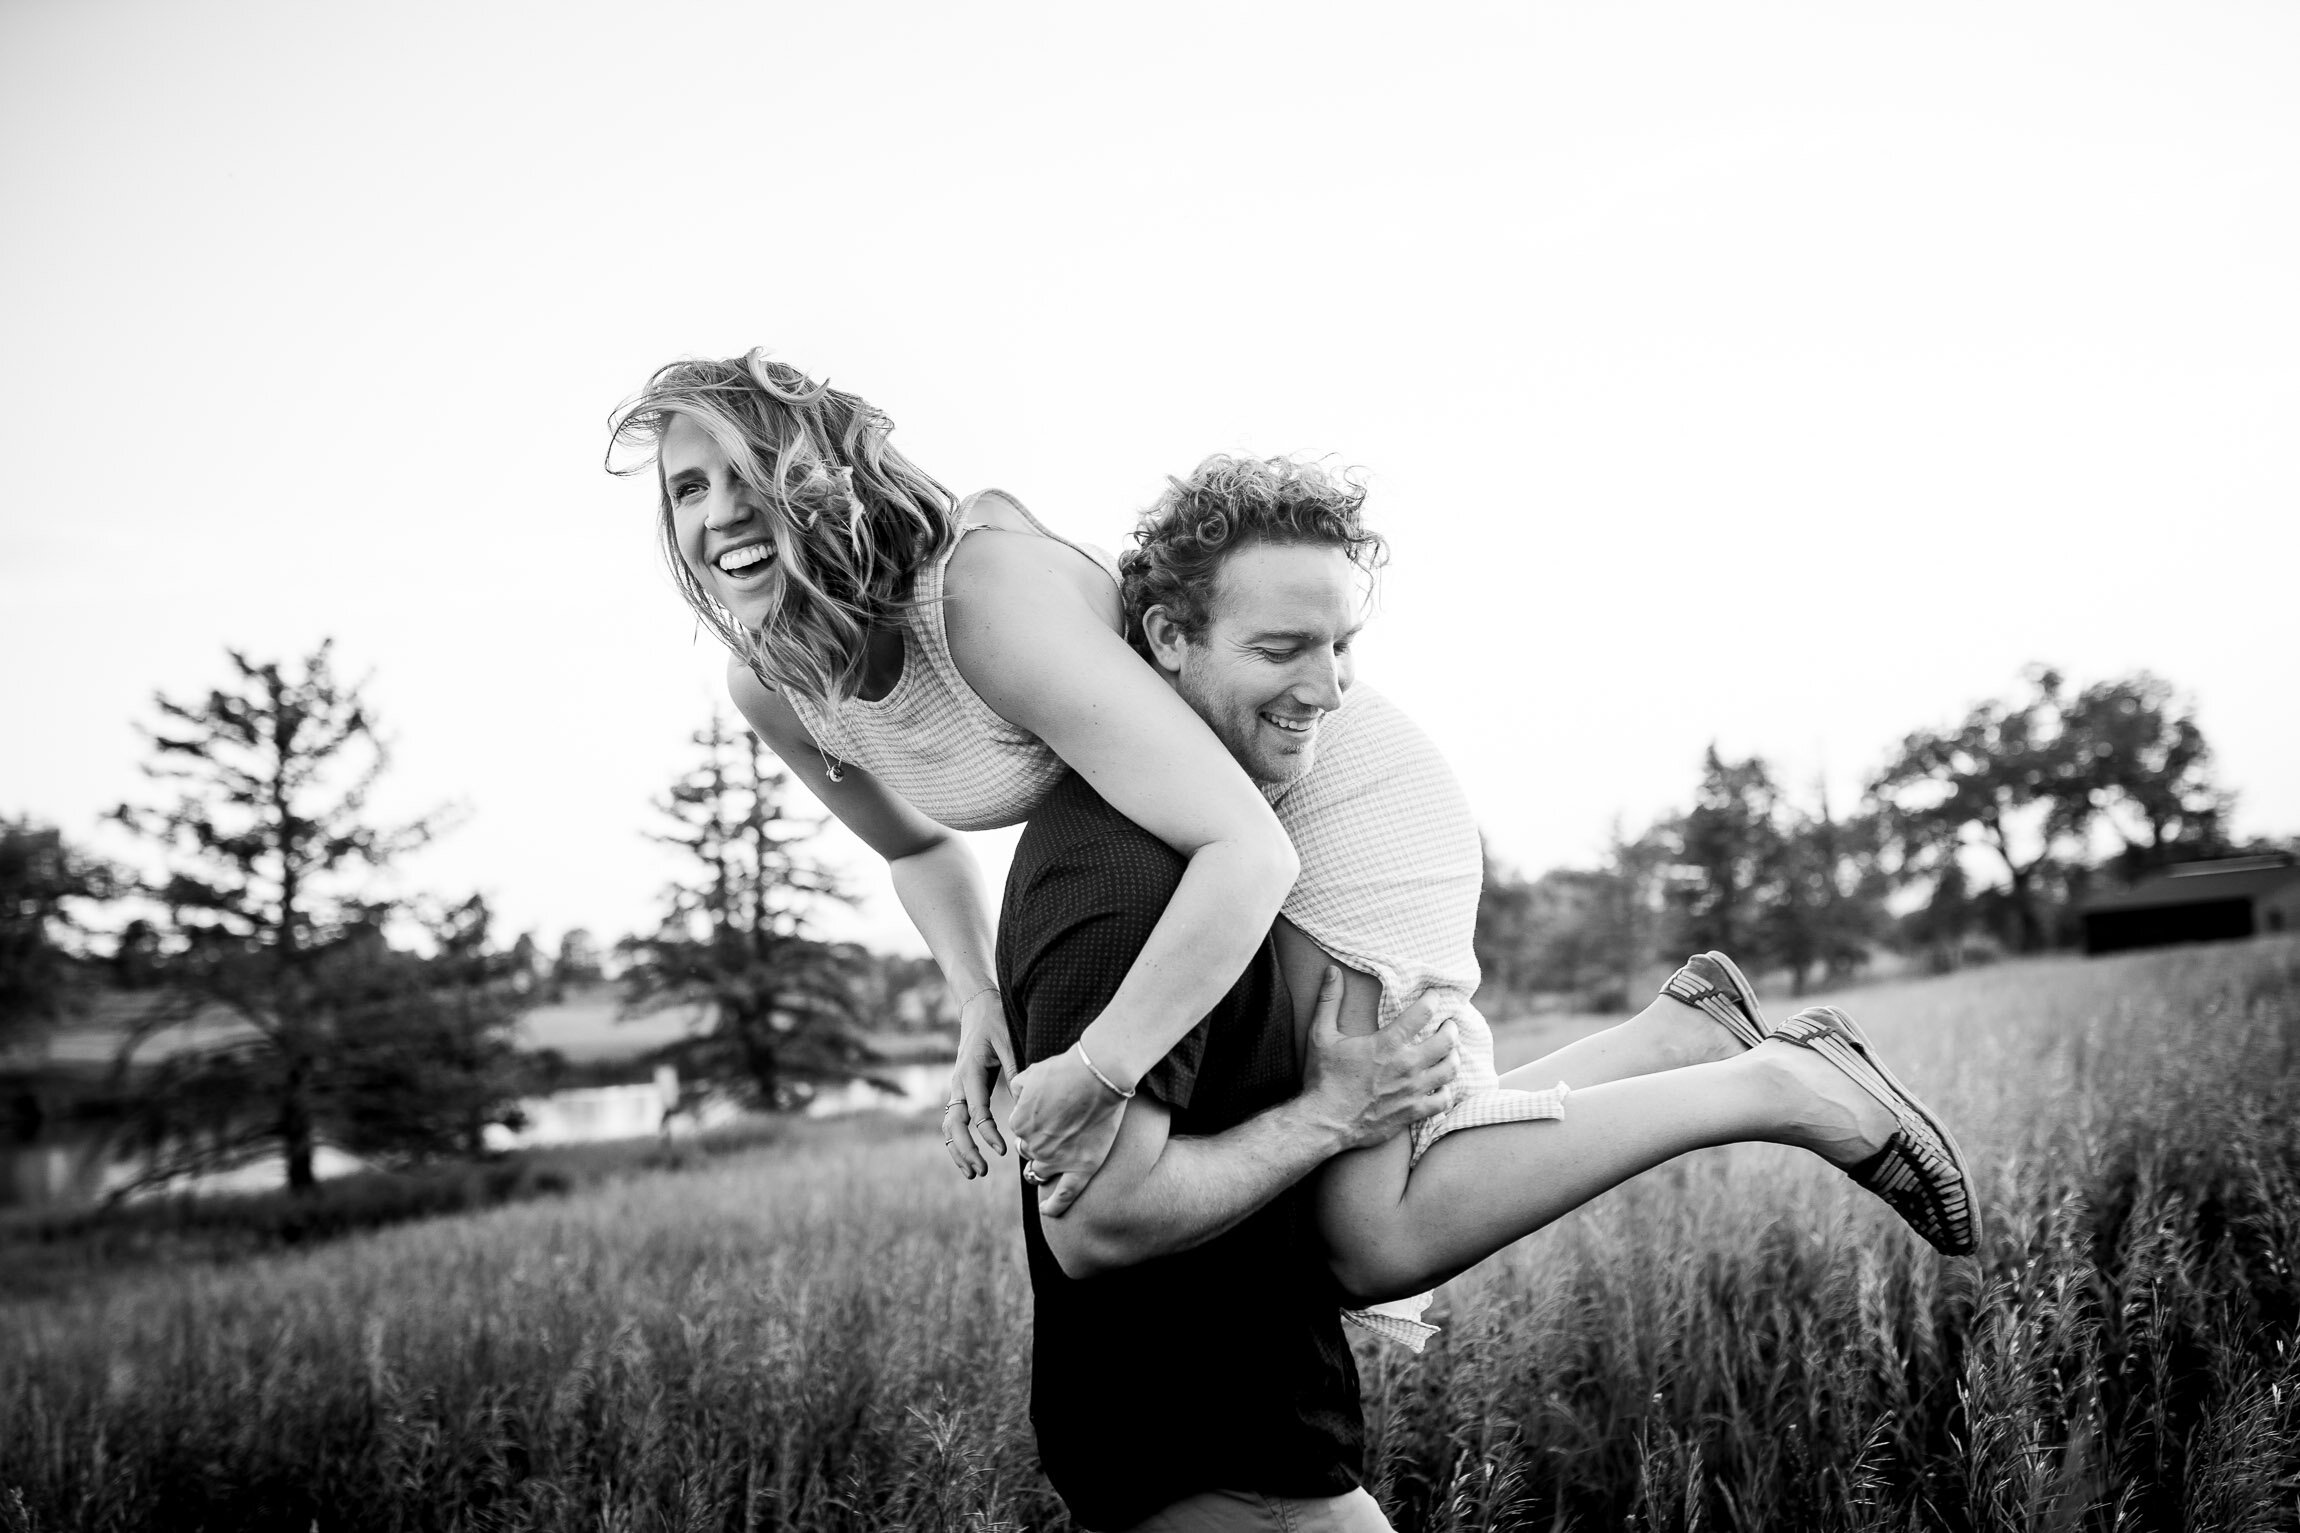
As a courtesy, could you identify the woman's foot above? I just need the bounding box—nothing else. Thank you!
[1622,993,1746,1071]
[1769,1006,1981,1255]
[1652,951,1768,1061]
[1747,1036,1898,1167]
[1661,952,1767,1050]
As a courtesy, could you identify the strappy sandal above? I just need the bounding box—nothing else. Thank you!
[1774,1005,1980,1256]
[1660,951,1768,1050]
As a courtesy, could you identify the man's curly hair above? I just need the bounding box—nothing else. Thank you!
[1119,455,1388,659]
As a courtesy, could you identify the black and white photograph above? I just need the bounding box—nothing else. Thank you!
[3,3,2297,1528]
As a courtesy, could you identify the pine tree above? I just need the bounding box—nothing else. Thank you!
[620,712,880,1109]
[110,642,519,1191]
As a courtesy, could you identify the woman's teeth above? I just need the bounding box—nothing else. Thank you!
[718,545,770,574]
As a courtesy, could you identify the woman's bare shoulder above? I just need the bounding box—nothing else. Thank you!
[723,654,814,743]
[943,519,1121,629]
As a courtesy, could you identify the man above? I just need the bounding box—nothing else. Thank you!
[998,456,1449,1531]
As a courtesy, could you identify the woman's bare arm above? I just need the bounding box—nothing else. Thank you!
[726,662,1013,1170]
[943,530,1300,1213]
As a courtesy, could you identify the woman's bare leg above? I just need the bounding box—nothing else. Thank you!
[1272,923,1744,1095]
[1322,1041,1895,1303]
[1267,922,1889,1307]
[1492,991,1745,1094]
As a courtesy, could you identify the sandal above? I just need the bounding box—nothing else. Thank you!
[1774,1005,1979,1256]
[1661,951,1768,1050]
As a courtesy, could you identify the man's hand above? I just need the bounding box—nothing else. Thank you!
[942,988,1017,1178]
[1298,971,1459,1151]
[1009,1045,1129,1217]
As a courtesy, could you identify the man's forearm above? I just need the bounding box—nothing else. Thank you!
[1056,1094,1350,1278]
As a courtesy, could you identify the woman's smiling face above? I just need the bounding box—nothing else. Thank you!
[661,412,782,629]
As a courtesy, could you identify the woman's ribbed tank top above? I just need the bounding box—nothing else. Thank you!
[781,490,1119,832]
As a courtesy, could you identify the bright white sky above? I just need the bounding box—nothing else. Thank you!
[3,1,2294,956]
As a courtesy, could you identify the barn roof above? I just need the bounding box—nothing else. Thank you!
[2082,856,2300,913]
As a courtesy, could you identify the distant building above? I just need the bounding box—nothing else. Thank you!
[2080,855,2300,956]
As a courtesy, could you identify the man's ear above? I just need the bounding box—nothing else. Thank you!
[1139,605,1191,677]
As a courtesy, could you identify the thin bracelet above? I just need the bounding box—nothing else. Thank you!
[1072,1039,1136,1100]
[957,984,1000,1010]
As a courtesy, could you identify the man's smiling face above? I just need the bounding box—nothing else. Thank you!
[1150,540,1363,788]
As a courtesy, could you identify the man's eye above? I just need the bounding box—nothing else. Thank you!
[1257,648,1299,663]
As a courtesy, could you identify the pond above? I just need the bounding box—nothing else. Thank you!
[1,1058,958,1212]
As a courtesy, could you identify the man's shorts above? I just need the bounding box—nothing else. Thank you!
[1122,1487,1392,1533]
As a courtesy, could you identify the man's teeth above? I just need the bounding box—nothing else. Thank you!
[1262,713,1315,734]
[718,544,769,574]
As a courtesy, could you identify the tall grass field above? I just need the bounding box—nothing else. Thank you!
[6,940,2298,1531]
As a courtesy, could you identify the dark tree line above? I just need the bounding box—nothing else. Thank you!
[1475,761,1885,1011]
[1477,665,2282,1009]
[1,819,122,1050]
[9,649,2280,1190]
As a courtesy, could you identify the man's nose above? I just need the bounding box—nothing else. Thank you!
[1295,649,1349,711]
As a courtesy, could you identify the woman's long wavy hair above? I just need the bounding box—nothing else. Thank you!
[606,351,959,707]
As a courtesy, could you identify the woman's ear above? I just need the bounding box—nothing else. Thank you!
[1139,605,1189,677]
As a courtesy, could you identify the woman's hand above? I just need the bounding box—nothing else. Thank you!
[942,987,1017,1178]
[1008,1046,1129,1217]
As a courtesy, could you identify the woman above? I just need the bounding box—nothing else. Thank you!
[607,350,1978,1342]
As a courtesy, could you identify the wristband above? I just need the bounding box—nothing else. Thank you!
[1072,1038,1136,1100]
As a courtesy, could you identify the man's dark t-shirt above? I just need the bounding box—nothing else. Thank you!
[997,772,1362,1530]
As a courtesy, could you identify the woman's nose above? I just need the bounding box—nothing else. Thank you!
[704,481,759,530]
